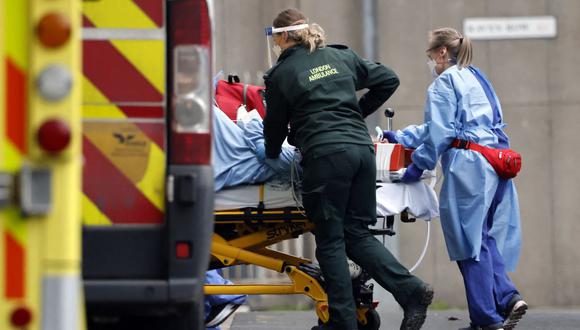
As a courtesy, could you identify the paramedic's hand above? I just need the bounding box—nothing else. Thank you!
[256,144,266,162]
[401,163,423,183]
[382,130,399,143]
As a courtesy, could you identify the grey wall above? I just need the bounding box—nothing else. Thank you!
[213,0,580,308]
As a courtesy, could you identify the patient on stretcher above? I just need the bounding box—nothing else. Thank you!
[212,103,439,221]
[212,104,299,191]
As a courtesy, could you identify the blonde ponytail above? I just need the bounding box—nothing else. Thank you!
[428,27,473,68]
[304,23,326,53]
[456,36,472,68]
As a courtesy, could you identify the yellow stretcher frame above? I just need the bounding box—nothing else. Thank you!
[205,184,375,325]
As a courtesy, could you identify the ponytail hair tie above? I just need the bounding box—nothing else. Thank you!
[459,37,464,44]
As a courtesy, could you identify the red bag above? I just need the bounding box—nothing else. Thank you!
[215,75,266,121]
[451,139,522,179]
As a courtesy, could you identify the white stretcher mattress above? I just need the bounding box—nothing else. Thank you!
[215,179,298,211]
[215,180,439,220]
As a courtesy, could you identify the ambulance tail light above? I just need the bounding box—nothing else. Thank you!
[36,12,71,48]
[37,118,72,153]
[168,0,212,165]
[10,306,33,327]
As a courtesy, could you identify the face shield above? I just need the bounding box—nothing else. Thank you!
[264,23,309,67]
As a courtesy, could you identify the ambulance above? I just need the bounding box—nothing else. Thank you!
[2,0,215,329]
[1,0,84,329]
[81,0,215,328]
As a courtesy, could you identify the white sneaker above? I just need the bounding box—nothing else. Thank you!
[503,299,528,330]
[205,302,242,328]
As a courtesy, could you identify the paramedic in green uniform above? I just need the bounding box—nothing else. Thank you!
[259,8,433,330]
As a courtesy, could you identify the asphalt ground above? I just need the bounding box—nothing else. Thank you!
[227,309,580,330]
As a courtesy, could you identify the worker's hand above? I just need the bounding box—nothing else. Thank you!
[256,144,266,162]
[382,130,399,144]
[401,163,423,183]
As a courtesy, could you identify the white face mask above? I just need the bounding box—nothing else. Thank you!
[427,59,438,78]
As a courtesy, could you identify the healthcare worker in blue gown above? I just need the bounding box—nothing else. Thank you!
[384,28,527,330]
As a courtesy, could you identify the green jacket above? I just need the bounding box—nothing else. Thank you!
[263,44,399,158]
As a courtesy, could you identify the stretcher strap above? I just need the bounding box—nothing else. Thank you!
[243,84,248,106]
[257,184,265,213]
[259,184,265,202]
[214,206,308,224]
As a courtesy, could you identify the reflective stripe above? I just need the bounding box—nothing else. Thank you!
[82,16,166,226]
[82,194,112,225]
[136,143,165,210]
[41,275,81,330]
[5,0,27,69]
[5,57,27,154]
[82,137,164,224]
[82,118,165,124]
[82,28,164,40]
[4,231,25,298]
[83,101,165,107]
[83,0,159,29]
[111,39,165,93]
[83,40,163,103]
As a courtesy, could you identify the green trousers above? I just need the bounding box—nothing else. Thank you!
[301,144,424,329]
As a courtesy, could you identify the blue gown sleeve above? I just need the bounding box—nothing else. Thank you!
[411,75,458,171]
[396,123,428,149]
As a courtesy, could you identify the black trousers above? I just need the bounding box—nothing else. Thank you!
[302,144,424,328]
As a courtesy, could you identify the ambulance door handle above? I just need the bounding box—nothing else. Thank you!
[167,175,175,203]
[0,172,13,209]
[19,166,52,217]
[167,174,197,204]
[175,174,196,204]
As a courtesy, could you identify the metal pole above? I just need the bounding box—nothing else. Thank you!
[362,0,378,60]
[362,0,381,131]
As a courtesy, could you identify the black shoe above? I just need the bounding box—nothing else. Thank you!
[311,325,332,330]
[503,297,528,330]
[400,283,434,330]
[311,325,356,330]
[205,302,242,328]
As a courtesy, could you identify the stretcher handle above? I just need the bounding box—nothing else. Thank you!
[400,210,416,223]
[228,74,240,84]
[384,108,395,131]
[370,215,396,236]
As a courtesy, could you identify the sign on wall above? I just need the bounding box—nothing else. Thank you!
[464,16,557,40]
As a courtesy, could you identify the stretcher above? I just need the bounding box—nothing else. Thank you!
[206,80,437,328]
[205,178,438,329]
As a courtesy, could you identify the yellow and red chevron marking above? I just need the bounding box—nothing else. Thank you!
[4,232,24,298]
[2,58,27,298]
[2,0,27,308]
[83,0,164,29]
[81,0,166,226]
[82,78,166,225]
[82,0,165,103]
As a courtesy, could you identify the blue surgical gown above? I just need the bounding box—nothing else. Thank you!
[204,269,247,330]
[396,65,521,271]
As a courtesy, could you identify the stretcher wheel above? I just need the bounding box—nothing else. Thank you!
[358,309,380,330]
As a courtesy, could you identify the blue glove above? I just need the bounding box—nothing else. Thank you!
[256,144,266,162]
[382,130,399,143]
[401,163,423,183]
